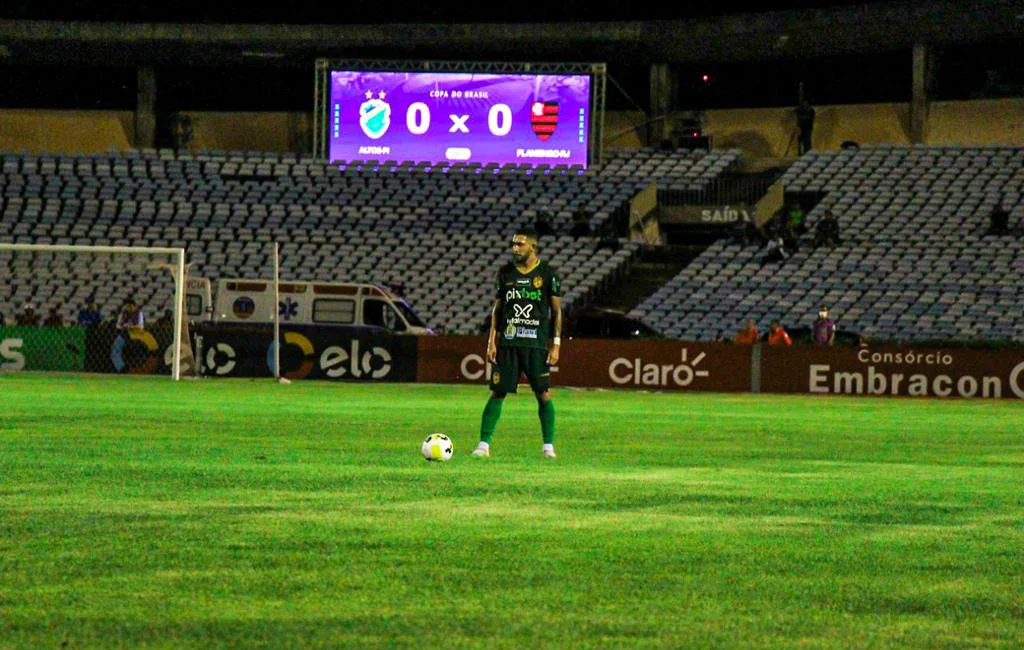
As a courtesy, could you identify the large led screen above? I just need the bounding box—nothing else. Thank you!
[328,71,591,168]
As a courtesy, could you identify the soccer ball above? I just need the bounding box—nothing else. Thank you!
[421,433,454,462]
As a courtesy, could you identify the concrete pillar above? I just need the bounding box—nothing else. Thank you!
[910,43,930,144]
[135,66,157,149]
[649,63,674,147]
[289,112,313,154]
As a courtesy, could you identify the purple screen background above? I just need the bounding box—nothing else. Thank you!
[329,71,591,168]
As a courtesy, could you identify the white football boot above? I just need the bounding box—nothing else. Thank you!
[471,442,490,458]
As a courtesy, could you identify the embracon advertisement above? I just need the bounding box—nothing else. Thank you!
[762,345,1024,400]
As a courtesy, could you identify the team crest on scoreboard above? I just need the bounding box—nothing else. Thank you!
[530,101,559,141]
[532,276,543,289]
[359,90,391,140]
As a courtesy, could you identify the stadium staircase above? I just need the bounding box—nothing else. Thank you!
[657,156,792,245]
[630,145,1024,342]
[588,244,704,314]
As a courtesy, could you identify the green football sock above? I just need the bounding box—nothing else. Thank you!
[479,397,504,444]
[538,399,556,445]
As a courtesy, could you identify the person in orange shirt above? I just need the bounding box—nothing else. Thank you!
[734,319,759,344]
[767,320,793,346]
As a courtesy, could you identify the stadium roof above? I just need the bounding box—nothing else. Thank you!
[0,0,1020,67]
[0,0,940,24]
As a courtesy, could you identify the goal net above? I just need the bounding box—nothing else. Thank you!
[0,244,192,380]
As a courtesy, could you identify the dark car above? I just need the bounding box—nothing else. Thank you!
[566,308,662,339]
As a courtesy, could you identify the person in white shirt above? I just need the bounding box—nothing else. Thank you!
[116,298,145,331]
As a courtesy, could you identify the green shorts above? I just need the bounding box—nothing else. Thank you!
[490,346,551,395]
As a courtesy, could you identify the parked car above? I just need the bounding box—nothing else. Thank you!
[565,308,661,339]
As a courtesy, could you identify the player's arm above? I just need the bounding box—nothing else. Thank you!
[486,298,501,363]
[547,296,562,365]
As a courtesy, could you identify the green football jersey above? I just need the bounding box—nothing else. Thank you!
[495,259,561,350]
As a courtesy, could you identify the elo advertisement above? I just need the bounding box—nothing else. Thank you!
[328,70,591,168]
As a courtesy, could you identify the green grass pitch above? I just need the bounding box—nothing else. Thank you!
[1,374,1022,649]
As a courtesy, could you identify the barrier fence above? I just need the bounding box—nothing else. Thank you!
[4,326,1024,400]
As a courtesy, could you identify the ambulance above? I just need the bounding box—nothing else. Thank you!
[185,278,432,335]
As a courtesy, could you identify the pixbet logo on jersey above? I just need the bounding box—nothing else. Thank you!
[506,287,543,301]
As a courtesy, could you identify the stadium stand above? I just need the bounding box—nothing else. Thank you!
[595,147,742,201]
[632,145,1024,342]
[0,148,738,332]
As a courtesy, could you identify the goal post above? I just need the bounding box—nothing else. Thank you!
[0,243,189,380]
[272,240,289,385]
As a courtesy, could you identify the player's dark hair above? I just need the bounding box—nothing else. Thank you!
[516,226,541,241]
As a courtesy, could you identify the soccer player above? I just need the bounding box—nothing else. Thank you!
[472,227,562,459]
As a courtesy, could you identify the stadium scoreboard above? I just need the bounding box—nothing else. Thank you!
[327,70,592,168]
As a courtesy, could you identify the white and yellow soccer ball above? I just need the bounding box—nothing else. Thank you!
[421,433,454,462]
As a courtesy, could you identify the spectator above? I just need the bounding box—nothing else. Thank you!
[985,201,1010,237]
[742,219,768,246]
[787,203,808,235]
[760,235,789,265]
[813,307,836,346]
[569,209,591,237]
[154,309,174,330]
[596,218,621,252]
[814,211,842,247]
[734,319,760,344]
[780,219,800,253]
[15,304,39,327]
[116,298,145,331]
[77,296,102,328]
[534,210,556,237]
[43,307,64,328]
[766,321,792,346]
[795,99,815,155]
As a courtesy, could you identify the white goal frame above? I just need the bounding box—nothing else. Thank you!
[0,243,187,381]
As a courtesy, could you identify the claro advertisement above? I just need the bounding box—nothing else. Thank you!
[416,336,751,393]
